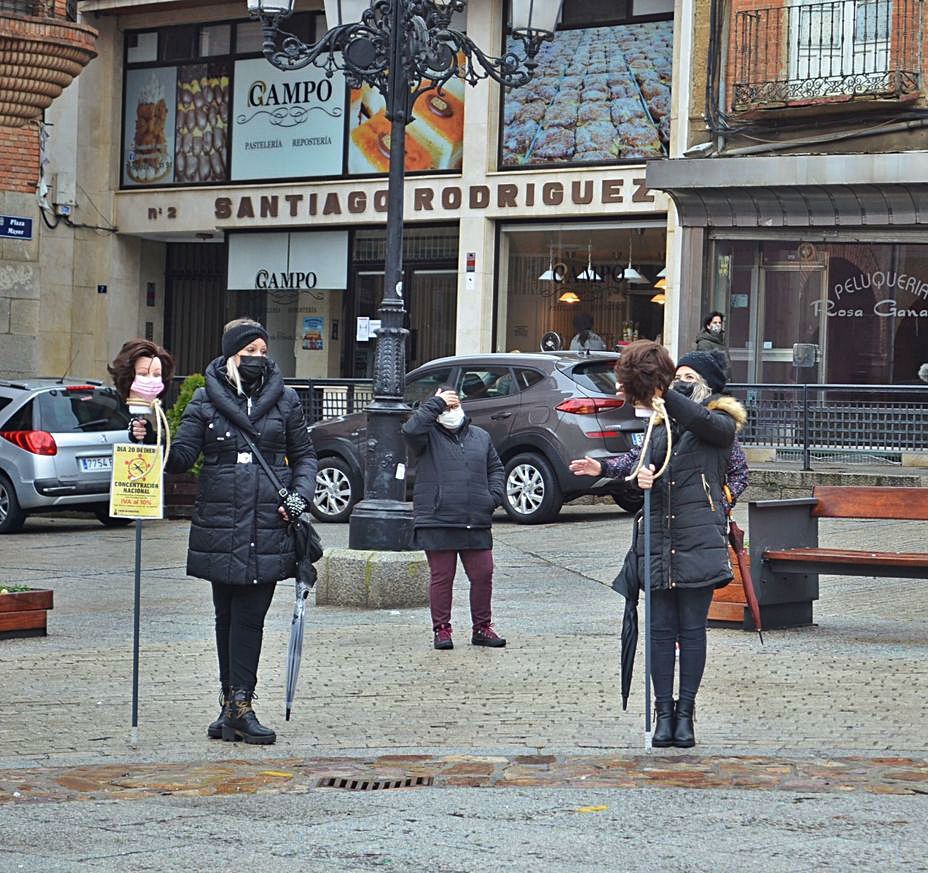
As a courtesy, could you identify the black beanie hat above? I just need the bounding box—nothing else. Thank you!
[222,321,269,361]
[677,351,727,394]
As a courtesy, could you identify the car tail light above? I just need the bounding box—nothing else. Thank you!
[0,430,58,455]
[556,397,626,415]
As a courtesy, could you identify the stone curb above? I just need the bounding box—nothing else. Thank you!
[2,753,926,804]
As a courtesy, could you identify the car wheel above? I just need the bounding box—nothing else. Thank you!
[94,506,134,527]
[612,490,645,513]
[0,474,26,534]
[503,453,562,524]
[311,457,360,523]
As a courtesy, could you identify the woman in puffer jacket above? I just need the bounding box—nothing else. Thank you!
[131,318,316,746]
[571,343,746,748]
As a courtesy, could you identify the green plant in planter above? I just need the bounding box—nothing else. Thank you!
[167,373,205,476]
[0,585,31,594]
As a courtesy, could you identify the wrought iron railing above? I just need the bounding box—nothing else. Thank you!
[0,0,77,21]
[728,382,928,469]
[732,0,921,109]
[166,377,373,425]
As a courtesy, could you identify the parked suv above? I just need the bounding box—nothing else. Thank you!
[308,352,645,525]
[0,379,132,533]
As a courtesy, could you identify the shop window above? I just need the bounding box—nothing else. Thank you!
[235,20,264,54]
[199,24,231,58]
[126,31,158,64]
[160,25,197,62]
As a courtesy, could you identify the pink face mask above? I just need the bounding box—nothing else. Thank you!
[128,375,164,405]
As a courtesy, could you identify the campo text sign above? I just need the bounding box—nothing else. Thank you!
[0,215,33,240]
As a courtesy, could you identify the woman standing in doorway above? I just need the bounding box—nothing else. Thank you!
[129,318,316,745]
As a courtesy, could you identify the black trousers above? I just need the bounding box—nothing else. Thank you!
[650,586,714,705]
[211,581,276,692]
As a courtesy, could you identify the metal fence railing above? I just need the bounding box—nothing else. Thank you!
[727,383,928,469]
[733,0,921,109]
[166,376,373,425]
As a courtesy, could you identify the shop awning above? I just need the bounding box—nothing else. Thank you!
[645,154,928,228]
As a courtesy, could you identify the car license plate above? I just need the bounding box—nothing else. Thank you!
[632,433,645,446]
[79,456,112,473]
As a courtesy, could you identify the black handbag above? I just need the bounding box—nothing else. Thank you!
[237,430,323,585]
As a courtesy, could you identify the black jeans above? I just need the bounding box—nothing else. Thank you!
[650,586,714,705]
[211,582,276,692]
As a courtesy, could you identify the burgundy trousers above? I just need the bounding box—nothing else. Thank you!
[425,549,494,631]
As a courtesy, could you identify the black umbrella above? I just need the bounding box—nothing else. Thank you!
[613,524,641,711]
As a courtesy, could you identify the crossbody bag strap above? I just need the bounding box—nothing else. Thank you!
[237,429,288,500]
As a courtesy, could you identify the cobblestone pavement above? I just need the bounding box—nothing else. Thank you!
[1,504,926,870]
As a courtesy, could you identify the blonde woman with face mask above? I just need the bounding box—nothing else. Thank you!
[402,384,507,651]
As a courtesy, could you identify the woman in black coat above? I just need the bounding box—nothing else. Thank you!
[402,386,506,650]
[591,342,745,748]
[131,318,316,745]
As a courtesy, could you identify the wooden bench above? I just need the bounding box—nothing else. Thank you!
[746,486,928,629]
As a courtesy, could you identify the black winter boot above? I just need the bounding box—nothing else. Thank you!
[221,689,277,745]
[673,699,696,748]
[207,687,231,739]
[652,700,676,747]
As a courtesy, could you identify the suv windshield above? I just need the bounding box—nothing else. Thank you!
[37,388,130,433]
[565,360,619,396]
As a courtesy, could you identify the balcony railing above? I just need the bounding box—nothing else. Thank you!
[733,0,922,110]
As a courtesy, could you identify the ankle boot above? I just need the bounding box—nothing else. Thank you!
[652,700,676,747]
[673,699,696,748]
[221,689,277,745]
[207,686,231,739]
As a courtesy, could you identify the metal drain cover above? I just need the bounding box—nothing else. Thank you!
[317,776,434,791]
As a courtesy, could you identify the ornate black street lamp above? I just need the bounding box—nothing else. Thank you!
[247,0,562,550]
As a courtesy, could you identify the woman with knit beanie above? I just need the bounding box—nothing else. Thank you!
[130,318,316,745]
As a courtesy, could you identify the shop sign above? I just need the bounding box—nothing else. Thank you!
[213,176,654,222]
[813,271,928,318]
[227,230,348,291]
[231,59,346,181]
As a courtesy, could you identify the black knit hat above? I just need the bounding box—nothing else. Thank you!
[222,321,269,361]
[677,351,727,394]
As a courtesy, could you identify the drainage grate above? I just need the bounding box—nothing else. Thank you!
[317,776,434,791]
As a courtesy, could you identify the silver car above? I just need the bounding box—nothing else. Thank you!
[308,351,646,525]
[0,379,132,533]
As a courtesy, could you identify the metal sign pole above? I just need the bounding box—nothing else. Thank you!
[642,473,653,752]
[130,518,142,746]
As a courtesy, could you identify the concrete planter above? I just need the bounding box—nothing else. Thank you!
[0,588,53,639]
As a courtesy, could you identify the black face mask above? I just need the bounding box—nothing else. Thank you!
[671,379,696,398]
[238,355,269,387]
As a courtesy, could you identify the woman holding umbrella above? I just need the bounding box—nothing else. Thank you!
[570,344,746,747]
[129,318,316,745]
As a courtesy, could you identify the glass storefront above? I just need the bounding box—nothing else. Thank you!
[498,222,667,353]
[713,239,928,385]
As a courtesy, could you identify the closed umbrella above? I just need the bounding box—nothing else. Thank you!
[612,533,641,711]
[284,574,314,721]
[728,519,764,644]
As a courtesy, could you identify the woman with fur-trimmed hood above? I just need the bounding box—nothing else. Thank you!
[570,344,747,749]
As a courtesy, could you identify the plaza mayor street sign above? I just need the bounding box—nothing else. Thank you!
[0,215,33,240]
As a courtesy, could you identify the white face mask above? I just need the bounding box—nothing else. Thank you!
[437,406,465,430]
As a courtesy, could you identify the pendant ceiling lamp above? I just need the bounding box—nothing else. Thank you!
[653,277,667,290]
[650,292,666,304]
[656,266,667,278]
[559,290,581,304]
[539,244,556,281]
[623,232,648,284]
[576,243,602,281]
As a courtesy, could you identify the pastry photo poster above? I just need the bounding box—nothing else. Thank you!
[347,77,466,174]
[123,66,178,187]
[500,20,673,168]
[230,58,347,181]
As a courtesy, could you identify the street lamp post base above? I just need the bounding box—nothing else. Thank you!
[348,498,416,551]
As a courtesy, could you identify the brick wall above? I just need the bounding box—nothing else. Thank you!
[0,126,40,195]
